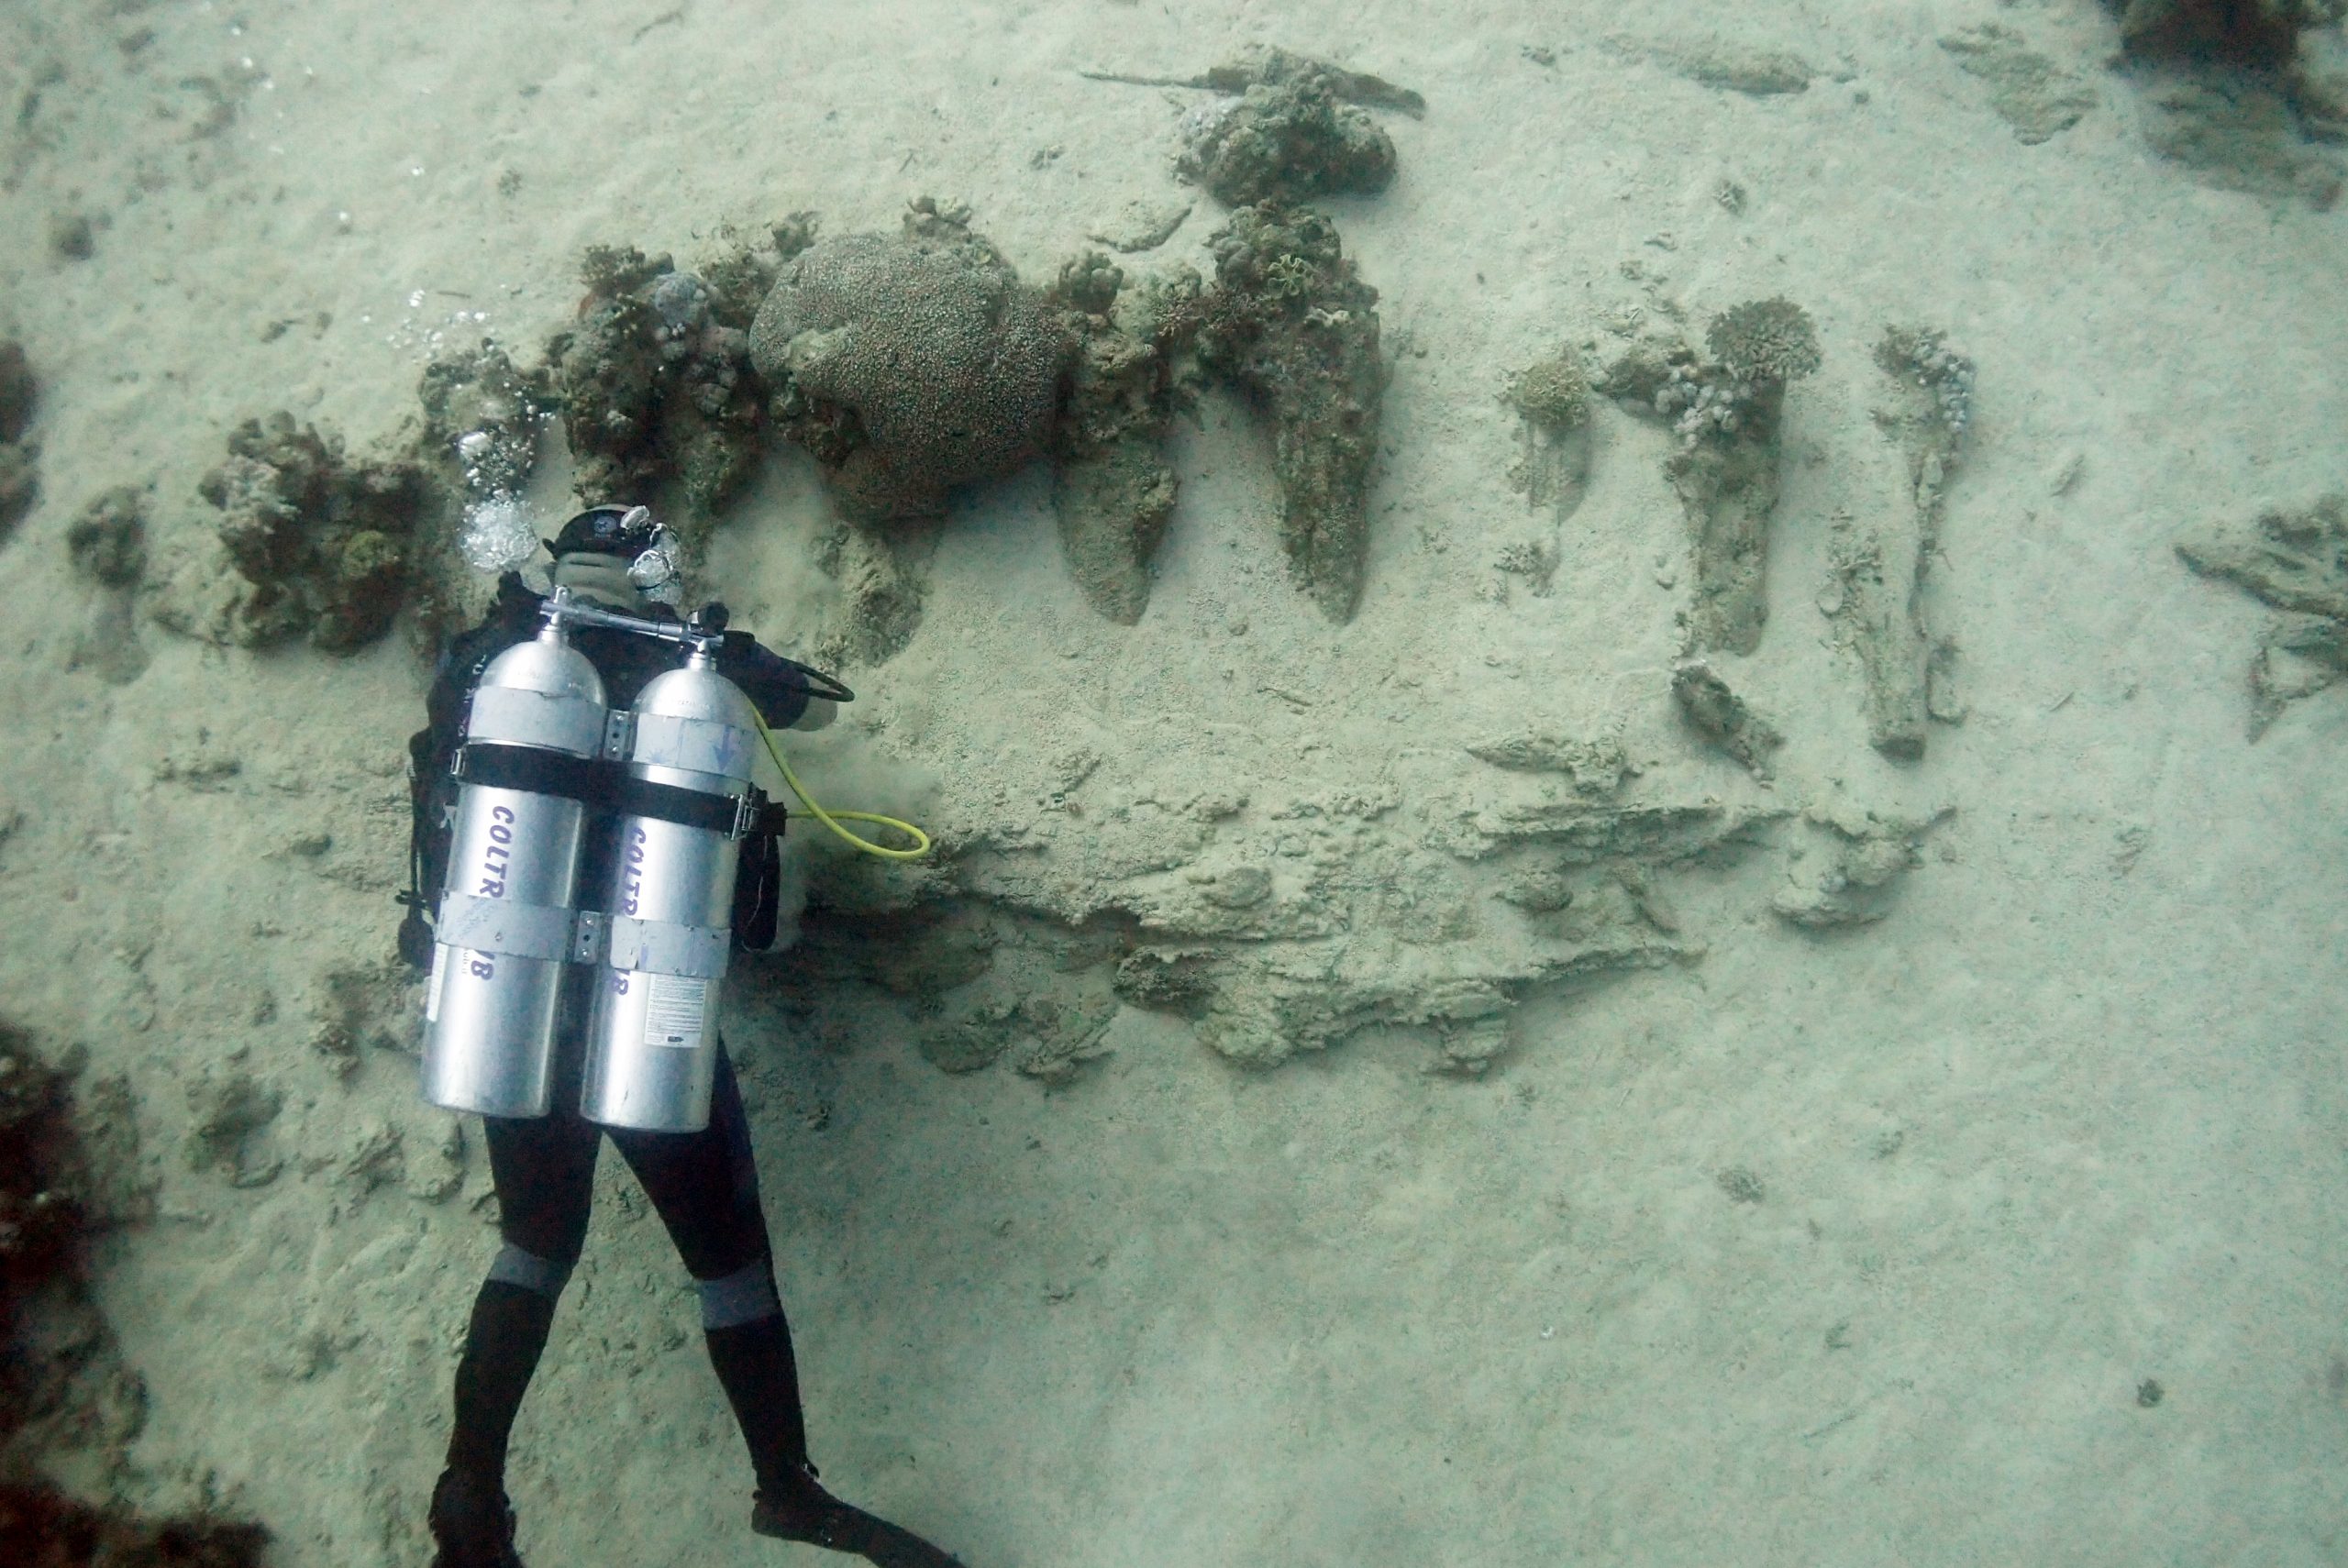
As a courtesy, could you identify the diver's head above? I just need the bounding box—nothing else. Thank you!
[545,504,681,610]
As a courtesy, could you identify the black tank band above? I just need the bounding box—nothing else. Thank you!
[452,743,787,839]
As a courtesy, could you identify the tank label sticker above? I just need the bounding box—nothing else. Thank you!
[645,973,710,1050]
[426,945,447,1022]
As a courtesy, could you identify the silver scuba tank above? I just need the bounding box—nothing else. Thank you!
[421,619,608,1119]
[579,647,760,1132]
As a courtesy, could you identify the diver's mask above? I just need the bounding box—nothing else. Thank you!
[545,504,683,605]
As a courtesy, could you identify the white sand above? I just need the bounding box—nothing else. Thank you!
[3,1,2346,1563]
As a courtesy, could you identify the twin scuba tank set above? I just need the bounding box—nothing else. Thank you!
[415,505,925,1133]
[423,582,785,1134]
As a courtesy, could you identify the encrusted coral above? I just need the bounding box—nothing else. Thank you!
[1672,659,1782,778]
[1507,351,1592,431]
[1176,65,1399,207]
[1191,204,1384,621]
[1704,297,1823,385]
[1652,361,1751,448]
[1053,249,1124,318]
[1046,252,1184,624]
[1499,348,1595,592]
[1646,302,1819,452]
[1875,326,1975,447]
[1606,302,1821,655]
[184,414,436,651]
[727,193,1388,628]
[1829,325,1977,760]
[553,243,767,525]
[749,202,1069,522]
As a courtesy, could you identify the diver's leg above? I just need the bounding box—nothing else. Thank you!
[431,1103,598,1567]
[607,1046,807,1485]
[609,1047,964,1566]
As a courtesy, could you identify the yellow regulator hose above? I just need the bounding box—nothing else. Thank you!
[750,708,932,862]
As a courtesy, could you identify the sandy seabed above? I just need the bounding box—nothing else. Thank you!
[3,2,2347,1564]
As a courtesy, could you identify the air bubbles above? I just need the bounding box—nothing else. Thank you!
[459,496,539,573]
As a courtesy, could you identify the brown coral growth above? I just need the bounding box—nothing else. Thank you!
[195,414,437,652]
[750,202,1069,523]
[1193,204,1384,622]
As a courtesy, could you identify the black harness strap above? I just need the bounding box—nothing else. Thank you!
[454,743,788,839]
[457,743,605,807]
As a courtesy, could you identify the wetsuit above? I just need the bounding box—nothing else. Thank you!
[407,575,889,1563]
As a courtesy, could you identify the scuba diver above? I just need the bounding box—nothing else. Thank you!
[398,504,959,1568]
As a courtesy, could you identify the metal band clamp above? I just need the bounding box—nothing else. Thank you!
[602,914,731,979]
[436,892,580,963]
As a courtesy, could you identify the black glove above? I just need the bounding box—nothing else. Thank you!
[716,633,853,729]
[397,725,450,972]
[733,830,782,951]
[396,894,436,971]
